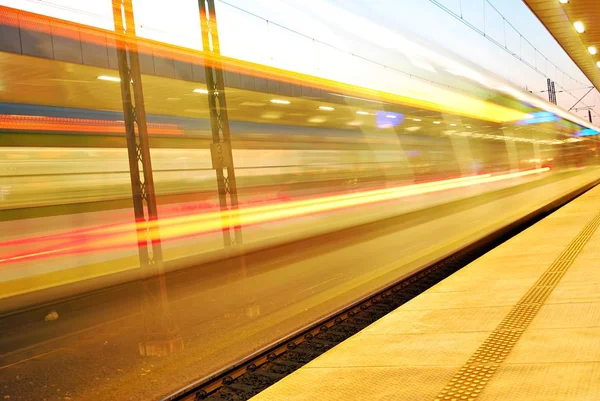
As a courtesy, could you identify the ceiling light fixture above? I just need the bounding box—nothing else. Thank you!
[573,21,585,33]
[270,99,291,105]
[97,75,121,82]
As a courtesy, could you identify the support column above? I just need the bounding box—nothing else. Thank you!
[111,0,183,357]
[198,0,243,247]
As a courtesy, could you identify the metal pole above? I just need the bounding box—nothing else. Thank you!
[111,0,182,357]
[199,0,243,247]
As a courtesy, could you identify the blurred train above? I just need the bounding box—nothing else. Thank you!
[1,100,596,215]
[4,9,600,401]
[0,4,599,326]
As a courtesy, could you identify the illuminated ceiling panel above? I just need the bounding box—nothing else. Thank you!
[523,0,600,94]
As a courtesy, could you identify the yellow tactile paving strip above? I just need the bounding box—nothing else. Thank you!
[250,184,600,401]
[435,209,600,401]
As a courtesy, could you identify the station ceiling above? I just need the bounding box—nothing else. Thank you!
[524,0,600,94]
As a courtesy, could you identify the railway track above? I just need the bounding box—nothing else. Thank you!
[165,176,600,401]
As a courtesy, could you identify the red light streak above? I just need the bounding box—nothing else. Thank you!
[0,169,550,267]
[0,114,184,135]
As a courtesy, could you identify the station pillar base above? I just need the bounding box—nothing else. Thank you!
[139,336,184,357]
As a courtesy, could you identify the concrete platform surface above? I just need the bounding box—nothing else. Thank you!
[250,184,600,401]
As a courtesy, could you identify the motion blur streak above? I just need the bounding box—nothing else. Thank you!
[157,168,550,240]
[0,114,185,135]
[0,5,531,124]
[3,2,600,400]
[0,169,549,266]
[0,174,494,251]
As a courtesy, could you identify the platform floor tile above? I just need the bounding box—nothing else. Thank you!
[307,331,490,368]
[399,286,529,310]
[529,302,600,329]
[545,282,600,304]
[478,363,600,401]
[361,306,512,335]
[506,327,600,364]
[250,366,458,401]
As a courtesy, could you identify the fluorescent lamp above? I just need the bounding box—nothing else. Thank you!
[97,75,121,82]
[270,99,291,105]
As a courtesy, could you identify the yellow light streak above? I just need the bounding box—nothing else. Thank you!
[93,169,550,246]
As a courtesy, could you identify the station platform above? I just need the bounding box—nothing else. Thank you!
[250,183,600,400]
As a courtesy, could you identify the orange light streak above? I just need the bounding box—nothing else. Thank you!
[0,114,184,135]
[0,169,550,266]
[0,6,529,124]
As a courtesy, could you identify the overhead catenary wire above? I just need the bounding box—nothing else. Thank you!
[430,0,599,120]
[13,0,600,121]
